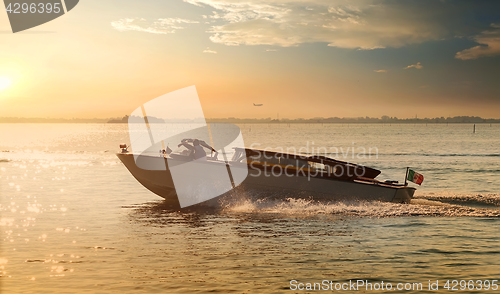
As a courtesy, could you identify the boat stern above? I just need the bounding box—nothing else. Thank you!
[392,187,416,204]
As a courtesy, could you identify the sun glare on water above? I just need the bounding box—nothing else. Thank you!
[0,76,13,91]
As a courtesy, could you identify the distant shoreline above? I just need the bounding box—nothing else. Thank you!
[1,115,499,124]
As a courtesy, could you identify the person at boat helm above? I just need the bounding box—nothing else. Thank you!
[178,139,217,161]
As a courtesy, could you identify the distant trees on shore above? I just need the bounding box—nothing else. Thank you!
[0,115,498,124]
[207,116,499,124]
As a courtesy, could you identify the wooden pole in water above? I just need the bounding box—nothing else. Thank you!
[473,124,476,133]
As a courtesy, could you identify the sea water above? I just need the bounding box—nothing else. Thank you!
[1,123,500,293]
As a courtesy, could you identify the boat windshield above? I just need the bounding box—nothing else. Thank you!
[171,145,193,157]
[169,140,219,161]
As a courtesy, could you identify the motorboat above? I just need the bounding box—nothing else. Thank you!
[116,139,416,208]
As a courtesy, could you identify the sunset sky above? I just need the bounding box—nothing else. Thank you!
[1,0,500,119]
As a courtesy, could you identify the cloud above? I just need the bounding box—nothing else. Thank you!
[203,47,218,53]
[111,18,198,34]
[455,24,500,60]
[183,0,487,49]
[404,62,423,69]
[374,69,387,73]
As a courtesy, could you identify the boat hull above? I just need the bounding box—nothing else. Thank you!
[239,169,415,203]
[117,153,415,208]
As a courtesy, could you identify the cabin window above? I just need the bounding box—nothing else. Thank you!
[308,162,327,171]
[235,150,311,169]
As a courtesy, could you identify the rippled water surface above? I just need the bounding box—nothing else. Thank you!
[1,123,500,293]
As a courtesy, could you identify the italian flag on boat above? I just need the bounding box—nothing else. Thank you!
[407,169,424,185]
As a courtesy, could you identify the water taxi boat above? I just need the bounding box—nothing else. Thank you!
[117,140,416,208]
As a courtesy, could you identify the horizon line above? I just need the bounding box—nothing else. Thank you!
[1,115,500,123]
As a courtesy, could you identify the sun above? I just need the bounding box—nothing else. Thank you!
[0,76,13,91]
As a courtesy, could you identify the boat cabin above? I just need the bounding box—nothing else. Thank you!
[231,147,381,180]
